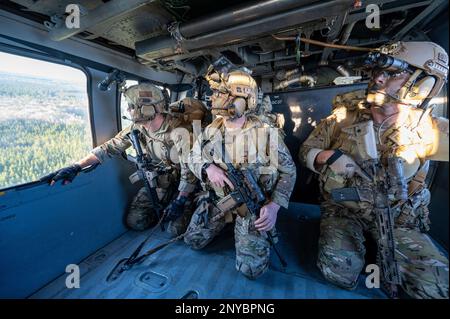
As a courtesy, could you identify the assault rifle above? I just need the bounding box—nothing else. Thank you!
[128,129,165,231]
[368,156,403,298]
[330,120,404,298]
[216,146,287,268]
[106,129,175,282]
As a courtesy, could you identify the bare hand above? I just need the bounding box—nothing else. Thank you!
[205,164,235,189]
[255,201,280,231]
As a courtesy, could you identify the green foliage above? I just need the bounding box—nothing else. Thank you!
[0,73,85,99]
[0,119,91,188]
[0,72,91,189]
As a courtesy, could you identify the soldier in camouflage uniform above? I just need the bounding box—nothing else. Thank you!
[299,41,449,298]
[184,69,296,279]
[43,83,203,236]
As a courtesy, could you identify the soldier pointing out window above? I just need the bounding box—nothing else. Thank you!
[41,82,206,236]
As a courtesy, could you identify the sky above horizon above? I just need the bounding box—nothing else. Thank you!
[0,51,86,84]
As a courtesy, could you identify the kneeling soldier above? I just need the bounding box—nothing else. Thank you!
[299,41,449,298]
[185,69,296,279]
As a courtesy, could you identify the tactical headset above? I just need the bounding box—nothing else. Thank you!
[207,69,263,119]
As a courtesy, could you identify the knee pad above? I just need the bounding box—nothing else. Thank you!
[236,259,269,280]
[183,231,210,250]
[317,250,362,290]
[125,211,155,231]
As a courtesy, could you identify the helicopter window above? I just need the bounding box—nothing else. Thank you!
[0,51,92,190]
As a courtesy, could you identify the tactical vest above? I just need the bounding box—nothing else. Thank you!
[204,115,280,199]
[322,90,431,213]
[134,116,186,188]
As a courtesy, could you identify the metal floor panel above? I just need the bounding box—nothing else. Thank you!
[30,203,387,299]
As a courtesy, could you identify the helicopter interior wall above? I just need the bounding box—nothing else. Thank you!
[426,12,449,250]
[268,83,368,204]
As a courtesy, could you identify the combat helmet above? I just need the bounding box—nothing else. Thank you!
[208,69,262,119]
[123,82,167,122]
[366,41,449,107]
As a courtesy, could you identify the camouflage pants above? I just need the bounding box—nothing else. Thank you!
[317,204,449,299]
[184,192,271,279]
[126,186,194,236]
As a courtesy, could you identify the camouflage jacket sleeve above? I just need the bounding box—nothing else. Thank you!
[188,126,218,182]
[91,125,132,163]
[270,130,297,209]
[170,121,198,193]
[299,107,346,173]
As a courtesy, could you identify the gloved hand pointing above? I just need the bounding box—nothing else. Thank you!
[40,164,82,186]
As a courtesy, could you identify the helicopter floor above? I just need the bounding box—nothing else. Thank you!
[30,203,387,299]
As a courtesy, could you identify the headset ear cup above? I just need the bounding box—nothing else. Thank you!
[405,76,436,104]
[232,98,247,117]
[141,104,156,117]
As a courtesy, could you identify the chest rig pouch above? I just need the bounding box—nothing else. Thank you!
[328,120,417,217]
[321,120,377,196]
[128,134,178,191]
[395,187,431,232]
[325,120,379,210]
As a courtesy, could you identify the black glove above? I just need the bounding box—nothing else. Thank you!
[164,196,188,222]
[40,164,82,185]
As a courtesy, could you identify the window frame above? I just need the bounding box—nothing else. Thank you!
[0,46,95,192]
[116,79,140,132]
